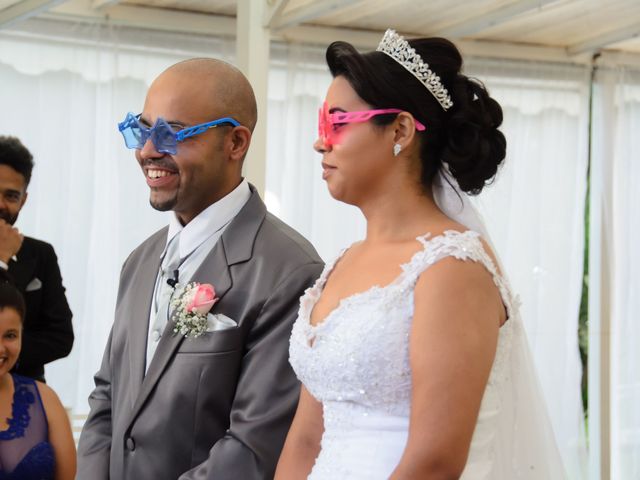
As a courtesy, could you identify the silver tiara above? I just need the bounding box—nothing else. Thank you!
[376,29,453,111]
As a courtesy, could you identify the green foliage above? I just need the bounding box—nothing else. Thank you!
[579,180,589,420]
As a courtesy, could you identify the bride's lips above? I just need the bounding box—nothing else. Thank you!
[144,166,179,188]
[322,162,336,180]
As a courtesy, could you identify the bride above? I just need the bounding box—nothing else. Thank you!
[275,29,566,479]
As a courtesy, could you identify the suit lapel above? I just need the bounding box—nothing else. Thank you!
[126,186,267,429]
[127,233,165,409]
[8,251,37,292]
[128,241,232,428]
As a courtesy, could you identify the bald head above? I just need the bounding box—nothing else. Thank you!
[138,58,256,222]
[153,58,257,132]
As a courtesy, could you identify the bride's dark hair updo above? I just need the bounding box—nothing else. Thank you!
[325,37,506,195]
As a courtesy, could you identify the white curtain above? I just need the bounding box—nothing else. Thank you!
[466,58,590,479]
[594,63,640,480]
[0,18,235,413]
[266,46,589,478]
[266,43,365,260]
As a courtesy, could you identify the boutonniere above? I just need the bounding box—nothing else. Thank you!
[171,282,219,338]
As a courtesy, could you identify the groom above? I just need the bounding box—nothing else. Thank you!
[77,58,323,479]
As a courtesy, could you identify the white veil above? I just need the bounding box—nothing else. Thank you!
[433,171,567,479]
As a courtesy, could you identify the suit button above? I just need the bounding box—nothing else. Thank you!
[126,437,135,451]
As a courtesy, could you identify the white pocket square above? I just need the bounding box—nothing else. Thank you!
[206,313,237,332]
[25,277,42,292]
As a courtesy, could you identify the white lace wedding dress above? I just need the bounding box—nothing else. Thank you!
[289,230,566,479]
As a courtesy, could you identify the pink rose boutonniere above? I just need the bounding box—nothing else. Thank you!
[172,282,219,338]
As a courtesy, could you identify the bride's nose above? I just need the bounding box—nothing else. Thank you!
[314,136,330,154]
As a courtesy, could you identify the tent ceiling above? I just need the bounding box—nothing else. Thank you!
[2,0,639,57]
[115,0,640,54]
[124,0,237,16]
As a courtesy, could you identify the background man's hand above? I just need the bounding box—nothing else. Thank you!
[0,219,23,264]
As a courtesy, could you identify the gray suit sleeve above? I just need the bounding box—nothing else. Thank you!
[179,261,323,480]
[76,329,113,480]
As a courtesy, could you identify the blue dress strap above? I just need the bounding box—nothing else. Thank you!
[0,374,54,480]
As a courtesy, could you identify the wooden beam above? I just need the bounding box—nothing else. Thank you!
[237,0,270,196]
[435,0,558,38]
[46,1,236,37]
[278,24,594,65]
[91,0,120,9]
[270,0,362,30]
[568,22,640,55]
[39,6,640,67]
[0,0,67,28]
[596,50,640,69]
[313,0,389,25]
[279,23,380,48]
[263,0,290,28]
[588,77,612,480]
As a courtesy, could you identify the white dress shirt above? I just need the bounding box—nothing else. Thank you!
[0,255,17,270]
[145,179,251,370]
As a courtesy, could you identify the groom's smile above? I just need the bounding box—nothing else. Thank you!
[137,150,183,212]
[144,165,179,189]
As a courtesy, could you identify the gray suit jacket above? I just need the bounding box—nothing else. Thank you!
[77,187,323,480]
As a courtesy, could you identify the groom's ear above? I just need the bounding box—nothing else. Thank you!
[225,126,252,165]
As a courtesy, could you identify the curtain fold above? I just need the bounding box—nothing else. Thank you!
[594,64,640,480]
[266,43,366,260]
[466,58,590,479]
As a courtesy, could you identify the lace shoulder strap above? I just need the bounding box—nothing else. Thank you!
[402,230,517,318]
[313,243,355,290]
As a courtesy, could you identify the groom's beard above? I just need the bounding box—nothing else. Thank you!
[150,194,177,212]
[0,209,18,225]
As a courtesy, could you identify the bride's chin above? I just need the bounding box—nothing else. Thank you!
[327,187,359,207]
[326,183,345,201]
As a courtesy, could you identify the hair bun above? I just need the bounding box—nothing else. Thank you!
[323,36,507,195]
[441,77,506,195]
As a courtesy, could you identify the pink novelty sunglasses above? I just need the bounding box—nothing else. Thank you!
[318,101,426,147]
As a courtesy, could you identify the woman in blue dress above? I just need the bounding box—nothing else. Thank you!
[0,272,76,479]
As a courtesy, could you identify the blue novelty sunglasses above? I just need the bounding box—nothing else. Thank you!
[118,112,241,155]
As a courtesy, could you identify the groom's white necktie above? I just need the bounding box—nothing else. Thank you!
[145,232,181,373]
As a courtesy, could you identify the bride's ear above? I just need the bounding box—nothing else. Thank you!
[392,112,418,153]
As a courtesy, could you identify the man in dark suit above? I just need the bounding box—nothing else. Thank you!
[77,58,323,479]
[0,136,74,382]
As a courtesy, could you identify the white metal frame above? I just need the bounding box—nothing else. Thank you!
[268,0,361,31]
[588,64,612,480]
[236,0,270,195]
[570,22,640,55]
[0,0,67,28]
[434,0,557,38]
[44,1,236,36]
[91,0,119,9]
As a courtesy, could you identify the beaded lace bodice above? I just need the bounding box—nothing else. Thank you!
[289,230,518,479]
